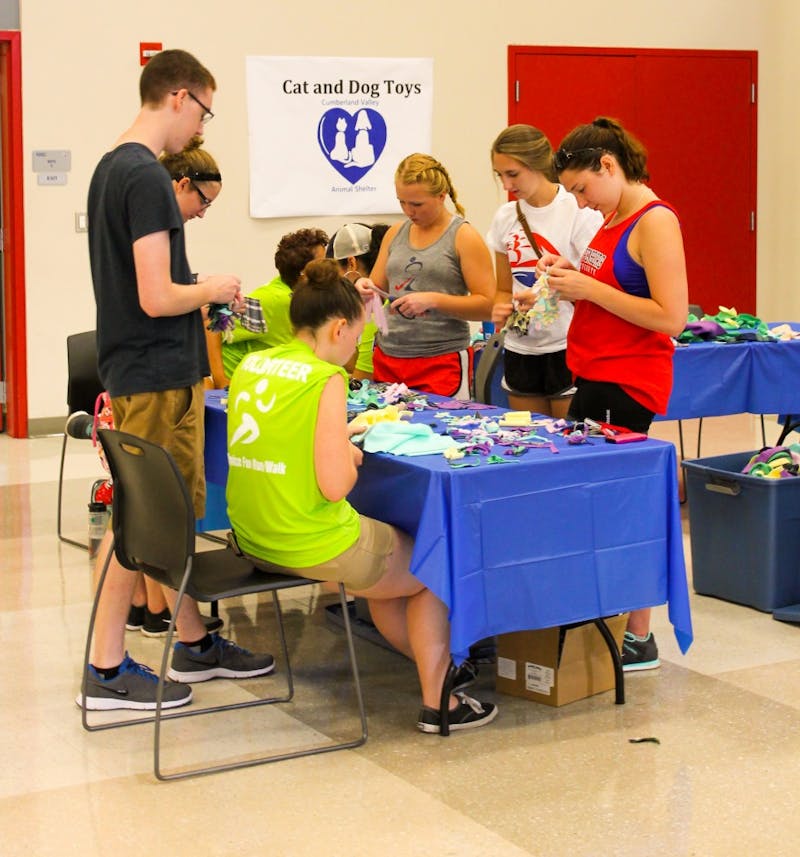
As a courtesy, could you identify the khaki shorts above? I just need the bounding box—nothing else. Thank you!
[111,382,206,518]
[248,516,395,591]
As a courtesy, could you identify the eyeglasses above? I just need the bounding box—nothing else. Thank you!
[553,147,604,172]
[189,179,214,208]
[171,89,214,124]
[190,180,212,208]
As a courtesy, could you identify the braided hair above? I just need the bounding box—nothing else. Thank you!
[395,153,465,216]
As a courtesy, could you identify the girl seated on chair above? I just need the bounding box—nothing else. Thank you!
[225,258,497,734]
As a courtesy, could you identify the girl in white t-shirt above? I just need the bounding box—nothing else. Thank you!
[488,124,602,416]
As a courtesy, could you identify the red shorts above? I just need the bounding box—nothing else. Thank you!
[373,346,473,398]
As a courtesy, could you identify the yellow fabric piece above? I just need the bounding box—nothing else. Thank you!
[349,405,411,432]
[499,411,532,426]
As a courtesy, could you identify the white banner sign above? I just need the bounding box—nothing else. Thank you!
[246,56,433,218]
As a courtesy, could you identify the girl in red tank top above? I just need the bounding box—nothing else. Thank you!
[526,117,689,672]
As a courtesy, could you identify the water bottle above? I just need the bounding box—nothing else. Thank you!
[481,321,495,338]
[87,501,109,559]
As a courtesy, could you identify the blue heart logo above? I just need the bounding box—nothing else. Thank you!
[317,108,387,184]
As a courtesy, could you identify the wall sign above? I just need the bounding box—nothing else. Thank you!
[246,56,433,218]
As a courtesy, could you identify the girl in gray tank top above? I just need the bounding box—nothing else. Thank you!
[368,154,495,395]
[379,215,470,358]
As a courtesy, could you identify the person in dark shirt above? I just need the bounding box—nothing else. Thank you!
[77,49,274,712]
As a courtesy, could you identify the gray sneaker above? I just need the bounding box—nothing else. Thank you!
[168,634,275,683]
[75,653,193,711]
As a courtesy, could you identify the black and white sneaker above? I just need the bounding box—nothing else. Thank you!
[416,692,498,734]
[125,605,145,631]
[141,606,224,637]
[141,607,173,637]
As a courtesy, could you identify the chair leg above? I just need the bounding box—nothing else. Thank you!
[80,550,367,776]
[80,539,179,733]
[80,539,109,730]
[56,432,66,540]
[336,582,368,746]
[438,660,459,737]
[153,581,367,781]
[79,538,134,732]
[57,432,89,551]
[269,590,295,703]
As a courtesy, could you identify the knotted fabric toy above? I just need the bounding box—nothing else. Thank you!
[504,270,559,336]
[207,297,267,343]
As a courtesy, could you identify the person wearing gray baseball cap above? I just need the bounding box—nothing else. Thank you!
[327,222,389,379]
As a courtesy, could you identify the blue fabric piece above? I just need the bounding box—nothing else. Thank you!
[362,421,458,456]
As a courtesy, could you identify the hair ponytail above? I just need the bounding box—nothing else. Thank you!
[290,258,363,332]
[555,116,650,181]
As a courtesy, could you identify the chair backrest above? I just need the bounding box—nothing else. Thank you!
[67,330,103,414]
[473,329,506,405]
[97,429,196,587]
[688,303,704,318]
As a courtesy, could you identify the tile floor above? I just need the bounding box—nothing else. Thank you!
[2,413,800,856]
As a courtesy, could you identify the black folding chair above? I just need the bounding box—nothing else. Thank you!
[57,330,104,550]
[79,429,367,780]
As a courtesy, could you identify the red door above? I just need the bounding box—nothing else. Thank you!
[509,47,757,315]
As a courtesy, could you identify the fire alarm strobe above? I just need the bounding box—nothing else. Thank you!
[140,42,163,66]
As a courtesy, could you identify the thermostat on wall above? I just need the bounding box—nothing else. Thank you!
[32,150,71,173]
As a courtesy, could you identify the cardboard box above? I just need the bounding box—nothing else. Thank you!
[495,614,628,707]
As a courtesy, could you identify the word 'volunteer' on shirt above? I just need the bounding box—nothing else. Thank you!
[242,353,313,383]
[227,351,320,477]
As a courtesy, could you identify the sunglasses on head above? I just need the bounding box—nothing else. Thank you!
[552,147,605,172]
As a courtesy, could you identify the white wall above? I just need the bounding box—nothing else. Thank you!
[17,0,788,423]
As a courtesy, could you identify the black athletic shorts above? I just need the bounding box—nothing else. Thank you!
[502,349,573,398]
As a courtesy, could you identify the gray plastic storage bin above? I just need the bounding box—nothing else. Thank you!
[682,451,800,612]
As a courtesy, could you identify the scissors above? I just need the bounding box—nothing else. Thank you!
[368,284,394,301]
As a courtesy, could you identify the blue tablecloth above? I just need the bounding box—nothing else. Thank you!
[664,331,800,420]
[201,390,693,661]
[480,327,800,421]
